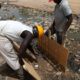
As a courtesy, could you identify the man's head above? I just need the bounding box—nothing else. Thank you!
[49,0,62,4]
[33,24,44,38]
[54,0,62,4]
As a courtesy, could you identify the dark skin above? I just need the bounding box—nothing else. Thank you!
[13,30,36,65]
[17,30,34,65]
[19,30,33,57]
[63,14,73,33]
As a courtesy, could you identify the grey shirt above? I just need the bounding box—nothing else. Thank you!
[54,0,72,32]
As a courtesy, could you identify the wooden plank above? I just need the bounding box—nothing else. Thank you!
[38,35,68,71]
[23,59,41,80]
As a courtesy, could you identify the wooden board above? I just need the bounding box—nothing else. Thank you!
[38,35,68,71]
[23,59,41,80]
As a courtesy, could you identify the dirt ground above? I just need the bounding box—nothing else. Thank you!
[9,0,80,14]
[0,4,80,80]
[0,0,80,14]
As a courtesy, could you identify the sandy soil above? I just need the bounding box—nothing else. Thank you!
[7,0,80,14]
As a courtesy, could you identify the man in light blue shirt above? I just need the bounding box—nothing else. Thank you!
[46,0,73,45]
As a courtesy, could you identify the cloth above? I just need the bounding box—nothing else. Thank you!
[54,0,72,32]
[0,36,20,70]
[0,20,33,43]
[0,20,33,70]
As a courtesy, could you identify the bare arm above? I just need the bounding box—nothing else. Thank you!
[19,30,33,57]
[63,14,73,33]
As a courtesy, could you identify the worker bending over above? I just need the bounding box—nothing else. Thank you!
[0,20,44,80]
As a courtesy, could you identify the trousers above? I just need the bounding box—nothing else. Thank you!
[0,36,20,70]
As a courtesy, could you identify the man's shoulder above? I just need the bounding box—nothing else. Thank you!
[60,0,72,16]
[60,0,72,11]
[60,0,69,7]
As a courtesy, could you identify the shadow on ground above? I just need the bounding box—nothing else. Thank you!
[0,63,36,80]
